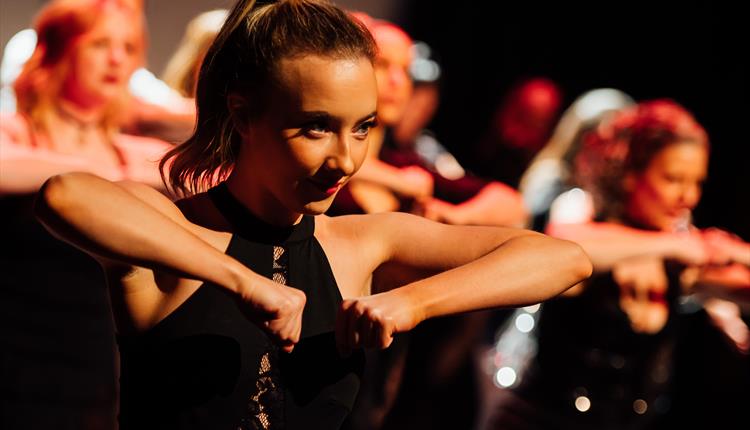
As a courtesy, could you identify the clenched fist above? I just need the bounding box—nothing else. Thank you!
[335,290,424,356]
[237,276,307,353]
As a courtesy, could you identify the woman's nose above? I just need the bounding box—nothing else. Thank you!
[327,135,355,176]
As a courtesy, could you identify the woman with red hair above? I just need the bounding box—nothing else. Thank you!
[486,100,750,430]
[0,1,168,427]
[1,0,169,193]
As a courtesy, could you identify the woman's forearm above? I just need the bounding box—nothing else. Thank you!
[451,182,528,227]
[547,221,699,271]
[0,150,122,195]
[693,264,750,305]
[353,158,405,191]
[34,172,258,294]
[399,234,592,321]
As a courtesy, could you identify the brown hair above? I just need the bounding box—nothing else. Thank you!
[13,0,145,138]
[160,0,377,195]
[574,99,709,219]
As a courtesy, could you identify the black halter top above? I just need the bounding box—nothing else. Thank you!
[117,183,364,429]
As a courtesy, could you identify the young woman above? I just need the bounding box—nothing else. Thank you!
[34,1,592,428]
[487,100,749,430]
[0,1,168,427]
[0,0,169,193]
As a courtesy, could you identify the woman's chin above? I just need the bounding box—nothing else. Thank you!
[300,196,335,216]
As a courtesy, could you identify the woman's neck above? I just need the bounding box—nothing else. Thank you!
[616,209,664,233]
[55,96,105,127]
[224,173,303,227]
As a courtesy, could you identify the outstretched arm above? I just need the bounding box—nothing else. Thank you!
[547,221,709,272]
[335,212,592,353]
[692,264,750,305]
[688,230,750,305]
[0,135,125,195]
[353,157,433,199]
[36,172,241,283]
[35,172,305,351]
[383,213,591,316]
[419,181,529,227]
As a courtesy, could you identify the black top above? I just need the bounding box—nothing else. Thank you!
[496,264,684,430]
[117,183,364,429]
[379,128,487,205]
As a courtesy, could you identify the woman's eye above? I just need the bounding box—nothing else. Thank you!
[303,122,328,137]
[91,38,109,49]
[125,42,137,56]
[354,120,377,138]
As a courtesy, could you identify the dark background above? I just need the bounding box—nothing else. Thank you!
[396,1,749,239]
[2,0,746,238]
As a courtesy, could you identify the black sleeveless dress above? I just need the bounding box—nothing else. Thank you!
[117,184,364,429]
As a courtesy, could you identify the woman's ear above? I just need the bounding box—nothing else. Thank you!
[227,94,251,137]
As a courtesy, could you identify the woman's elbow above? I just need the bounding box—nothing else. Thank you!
[34,172,92,224]
[566,240,593,283]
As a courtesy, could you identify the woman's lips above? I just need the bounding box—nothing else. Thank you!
[308,178,344,196]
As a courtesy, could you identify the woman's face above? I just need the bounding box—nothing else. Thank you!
[236,55,377,216]
[61,6,142,106]
[624,142,708,231]
[372,26,413,126]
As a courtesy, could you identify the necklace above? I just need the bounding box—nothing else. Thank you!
[51,102,128,169]
[53,102,101,146]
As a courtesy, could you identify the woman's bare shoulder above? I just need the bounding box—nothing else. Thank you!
[315,212,423,259]
[317,211,425,237]
[116,181,231,249]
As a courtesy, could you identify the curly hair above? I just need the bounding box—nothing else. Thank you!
[573,99,709,220]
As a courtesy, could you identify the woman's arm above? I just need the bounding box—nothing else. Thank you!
[419,182,528,227]
[547,221,708,272]
[689,264,750,306]
[335,212,592,353]
[35,172,305,351]
[380,213,592,317]
[0,130,125,194]
[353,158,433,199]
[0,116,167,194]
[36,172,236,279]
[702,228,750,267]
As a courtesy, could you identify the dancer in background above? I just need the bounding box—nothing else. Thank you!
[329,14,528,228]
[472,77,563,189]
[0,0,170,428]
[485,99,749,430]
[518,88,635,231]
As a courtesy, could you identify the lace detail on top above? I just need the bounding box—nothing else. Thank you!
[239,245,289,429]
[272,246,288,285]
[240,349,284,430]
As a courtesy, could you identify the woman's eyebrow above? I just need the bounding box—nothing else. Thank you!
[356,111,378,123]
[295,110,377,124]
[298,111,330,120]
